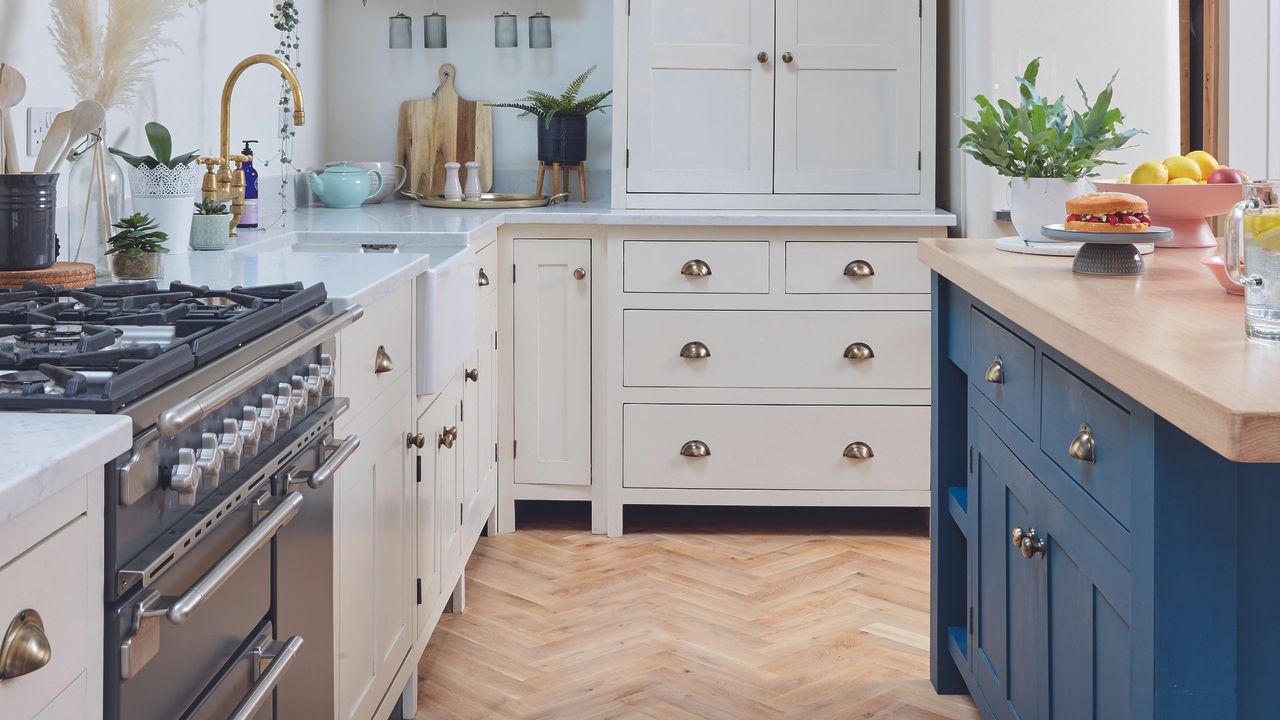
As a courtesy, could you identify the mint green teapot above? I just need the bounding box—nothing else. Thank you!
[306,162,383,209]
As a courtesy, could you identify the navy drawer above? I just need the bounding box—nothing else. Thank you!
[969,307,1037,439]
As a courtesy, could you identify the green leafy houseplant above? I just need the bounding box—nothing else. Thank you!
[490,65,613,130]
[109,122,199,170]
[957,58,1143,182]
[107,213,169,280]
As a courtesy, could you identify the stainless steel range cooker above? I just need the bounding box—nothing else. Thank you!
[0,280,362,720]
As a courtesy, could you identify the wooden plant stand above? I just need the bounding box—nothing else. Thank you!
[536,162,587,203]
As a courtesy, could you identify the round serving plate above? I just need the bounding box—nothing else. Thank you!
[1039,224,1174,276]
[402,191,568,210]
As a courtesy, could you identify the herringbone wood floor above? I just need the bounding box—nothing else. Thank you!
[416,504,979,720]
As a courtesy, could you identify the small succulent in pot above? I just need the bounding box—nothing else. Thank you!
[190,199,233,251]
[107,213,169,280]
[490,65,612,166]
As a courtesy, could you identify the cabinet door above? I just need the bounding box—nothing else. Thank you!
[627,0,775,193]
[478,290,499,513]
[513,240,592,486]
[463,349,482,533]
[435,378,464,587]
[415,396,452,628]
[774,0,921,194]
[970,411,1041,720]
[1040,491,1132,720]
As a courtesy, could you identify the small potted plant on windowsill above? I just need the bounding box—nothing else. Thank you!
[490,65,612,168]
[190,199,232,251]
[111,122,201,250]
[107,212,169,280]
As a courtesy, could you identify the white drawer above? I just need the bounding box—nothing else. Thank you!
[624,404,930,490]
[623,310,930,389]
[785,242,929,294]
[0,517,90,720]
[624,241,769,294]
[337,280,413,413]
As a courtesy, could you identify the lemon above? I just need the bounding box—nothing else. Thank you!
[1245,209,1280,237]
[1164,155,1202,182]
[1186,150,1220,178]
[1254,227,1280,253]
[1117,172,1133,184]
[1169,177,1198,185]
[1131,160,1170,185]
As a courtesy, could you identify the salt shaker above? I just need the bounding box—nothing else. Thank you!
[464,161,483,201]
[443,162,463,201]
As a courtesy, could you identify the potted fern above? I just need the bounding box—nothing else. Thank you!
[107,213,169,280]
[491,65,612,167]
[190,199,232,251]
[111,122,201,250]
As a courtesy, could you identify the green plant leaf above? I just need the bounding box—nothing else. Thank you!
[145,122,173,167]
[108,148,155,169]
[169,150,201,169]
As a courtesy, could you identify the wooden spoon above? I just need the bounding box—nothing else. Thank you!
[34,110,72,174]
[0,64,27,173]
[48,100,105,175]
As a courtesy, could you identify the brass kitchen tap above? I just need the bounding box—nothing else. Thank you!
[199,54,306,237]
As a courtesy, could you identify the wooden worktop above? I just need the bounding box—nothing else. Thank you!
[920,238,1280,463]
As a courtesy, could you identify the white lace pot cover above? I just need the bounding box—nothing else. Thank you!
[128,163,201,198]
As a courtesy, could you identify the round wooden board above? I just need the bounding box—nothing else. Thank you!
[0,262,98,289]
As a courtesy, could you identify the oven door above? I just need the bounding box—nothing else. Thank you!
[182,619,303,720]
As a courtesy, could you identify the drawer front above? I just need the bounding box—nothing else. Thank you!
[475,240,497,297]
[624,404,930,490]
[785,242,930,294]
[624,241,769,294]
[969,308,1037,437]
[337,280,413,412]
[624,310,930,389]
[0,517,89,720]
[1040,358,1132,529]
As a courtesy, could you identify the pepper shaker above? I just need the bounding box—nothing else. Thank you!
[464,161,483,201]
[443,162,463,201]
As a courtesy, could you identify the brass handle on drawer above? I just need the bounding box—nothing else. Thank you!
[680,440,711,458]
[680,341,711,359]
[844,260,875,278]
[781,52,794,64]
[681,259,712,277]
[0,609,51,681]
[757,51,770,64]
[374,345,394,375]
[573,267,587,280]
[984,356,1004,385]
[844,342,875,361]
[478,269,490,287]
[407,433,426,449]
[439,426,458,450]
[843,442,874,460]
[1068,423,1096,463]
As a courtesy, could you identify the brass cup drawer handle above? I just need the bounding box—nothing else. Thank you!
[680,440,711,458]
[844,260,875,278]
[439,425,458,450]
[681,259,712,277]
[1068,423,1096,463]
[843,442,874,460]
[984,356,1004,385]
[374,345,394,375]
[844,342,875,361]
[679,341,711,359]
[0,609,51,680]
[478,269,491,287]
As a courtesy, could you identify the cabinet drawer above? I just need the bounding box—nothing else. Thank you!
[475,241,497,297]
[624,404,929,490]
[969,308,1037,438]
[0,517,90,720]
[785,242,930,294]
[624,241,769,294]
[1040,358,1132,529]
[624,310,930,389]
[337,280,412,413]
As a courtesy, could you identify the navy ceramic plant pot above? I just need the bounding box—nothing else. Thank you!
[537,115,589,165]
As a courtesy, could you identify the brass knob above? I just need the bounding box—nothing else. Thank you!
[1068,423,1096,463]
[374,345,394,375]
[465,368,479,383]
[782,52,794,64]
[844,342,875,361]
[573,267,587,280]
[681,259,713,277]
[843,442,874,460]
[844,260,875,278]
[407,433,426,449]
[0,610,51,681]
[984,356,1004,385]
[478,269,490,287]
[439,426,458,450]
[757,51,770,64]
[1011,527,1026,548]
[680,440,711,458]
[679,341,711,359]
[1019,529,1046,559]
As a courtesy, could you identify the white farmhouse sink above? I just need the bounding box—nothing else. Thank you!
[246,231,476,395]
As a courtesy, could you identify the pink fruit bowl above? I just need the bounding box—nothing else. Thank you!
[1201,255,1245,296]
[1094,181,1243,249]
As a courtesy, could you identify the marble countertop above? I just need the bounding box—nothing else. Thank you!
[0,414,132,528]
[919,238,1280,463]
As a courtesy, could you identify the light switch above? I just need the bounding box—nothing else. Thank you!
[26,107,61,157]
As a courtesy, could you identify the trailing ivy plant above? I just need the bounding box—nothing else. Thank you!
[957,58,1143,181]
[490,65,613,129]
[267,0,302,222]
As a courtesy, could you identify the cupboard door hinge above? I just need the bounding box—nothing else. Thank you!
[460,400,464,422]
[628,0,632,16]
[967,606,973,634]
[416,455,423,483]
[495,442,499,463]
[512,263,517,284]
[919,0,923,18]
[513,440,517,459]
[460,502,464,526]
[494,331,498,350]
[626,148,630,168]
[968,446,973,473]
[416,578,423,605]
[918,150,922,170]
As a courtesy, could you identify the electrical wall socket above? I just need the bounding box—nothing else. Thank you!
[26,107,62,157]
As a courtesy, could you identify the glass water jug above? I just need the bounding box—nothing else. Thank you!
[1224,180,1280,342]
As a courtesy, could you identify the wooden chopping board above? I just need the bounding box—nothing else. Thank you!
[0,262,97,289]
[397,64,494,198]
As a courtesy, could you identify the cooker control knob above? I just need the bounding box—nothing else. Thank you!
[274,383,295,431]
[218,418,244,473]
[167,448,202,507]
[238,406,262,457]
[317,354,335,390]
[290,376,309,415]
[257,395,280,445]
[194,433,224,489]
[302,364,325,404]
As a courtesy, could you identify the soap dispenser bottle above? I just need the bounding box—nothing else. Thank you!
[238,140,261,229]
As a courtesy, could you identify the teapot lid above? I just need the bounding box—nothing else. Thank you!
[323,162,363,174]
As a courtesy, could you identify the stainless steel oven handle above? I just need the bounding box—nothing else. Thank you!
[168,492,303,625]
[289,434,360,490]
[157,305,363,437]
[228,634,304,720]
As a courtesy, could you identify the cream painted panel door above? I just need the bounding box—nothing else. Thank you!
[513,240,592,486]
[774,0,922,194]
[627,0,775,193]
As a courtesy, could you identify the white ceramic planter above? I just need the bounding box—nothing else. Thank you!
[1009,177,1095,241]
[128,164,200,252]
[190,215,232,251]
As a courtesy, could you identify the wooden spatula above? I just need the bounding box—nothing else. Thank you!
[0,64,28,173]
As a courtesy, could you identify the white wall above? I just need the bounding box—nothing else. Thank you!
[323,0,614,183]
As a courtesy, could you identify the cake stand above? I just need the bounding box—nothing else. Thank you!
[1040,224,1174,276]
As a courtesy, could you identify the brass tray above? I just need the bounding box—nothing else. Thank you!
[402,191,567,209]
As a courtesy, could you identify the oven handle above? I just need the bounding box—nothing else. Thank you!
[228,634,304,720]
[288,434,360,490]
[157,305,363,437]
[168,491,303,625]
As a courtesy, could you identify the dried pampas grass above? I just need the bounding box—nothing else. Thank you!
[50,0,189,110]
